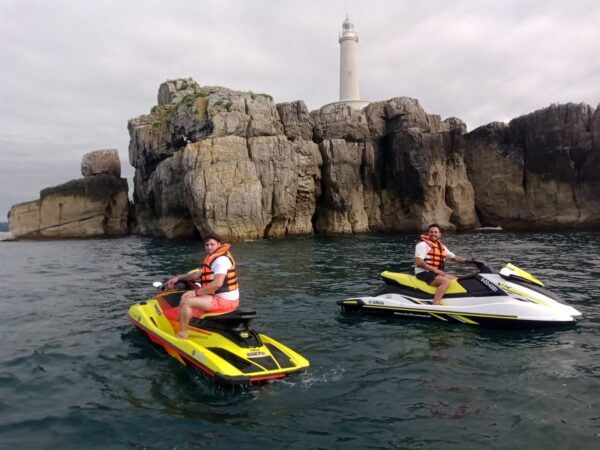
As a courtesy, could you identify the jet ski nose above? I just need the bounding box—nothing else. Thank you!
[559,304,582,318]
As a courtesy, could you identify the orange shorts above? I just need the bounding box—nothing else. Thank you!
[210,295,239,312]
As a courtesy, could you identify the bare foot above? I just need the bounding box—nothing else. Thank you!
[176,331,189,339]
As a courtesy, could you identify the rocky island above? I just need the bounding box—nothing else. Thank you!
[8,78,600,240]
[8,150,129,239]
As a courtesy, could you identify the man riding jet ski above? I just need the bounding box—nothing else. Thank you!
[337,261,582,329]
[413,223,469,305]
[128,233,309,383]
[128,282,310,383]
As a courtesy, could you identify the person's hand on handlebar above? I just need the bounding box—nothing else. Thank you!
[166,276,180,289]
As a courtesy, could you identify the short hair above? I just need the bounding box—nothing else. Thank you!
[427,223,441,231]
[203,232,223,244]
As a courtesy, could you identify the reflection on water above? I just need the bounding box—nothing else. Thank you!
[0,232,599,449]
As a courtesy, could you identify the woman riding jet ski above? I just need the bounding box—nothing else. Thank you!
[337,261,582,329]
[128,282,310,383]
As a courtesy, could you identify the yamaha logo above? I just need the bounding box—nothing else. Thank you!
[480,277,498,292]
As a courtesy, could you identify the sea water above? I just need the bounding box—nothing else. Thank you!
[0,233,598,449]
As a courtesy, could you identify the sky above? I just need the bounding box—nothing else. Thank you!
[1,0,599,219]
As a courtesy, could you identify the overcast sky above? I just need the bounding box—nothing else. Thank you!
[1,0,599,219]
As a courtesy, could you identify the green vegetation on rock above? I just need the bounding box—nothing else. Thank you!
[249,92,273,102]
[257,93,273,102]
[213,100,233,112]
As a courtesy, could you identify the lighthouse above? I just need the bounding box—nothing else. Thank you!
[339,15,360,102]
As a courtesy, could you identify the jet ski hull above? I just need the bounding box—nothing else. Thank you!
[128,291,309,384]
[338,297,579,329]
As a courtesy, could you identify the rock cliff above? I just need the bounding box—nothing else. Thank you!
[128,79,322,239]
[8,150,129,239]
[464,103,600,229]
[10,78,599,241]
[128,79,486,240]
[312,99,479,234]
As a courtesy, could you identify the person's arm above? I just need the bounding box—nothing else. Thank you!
[445,247,467,264]
[191,274,225,296]
[189,255,230,295]
[446,249,466,264]
[166,270,202,289]
[415,257,445,275]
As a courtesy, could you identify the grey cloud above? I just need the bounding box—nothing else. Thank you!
[1,0,599,218]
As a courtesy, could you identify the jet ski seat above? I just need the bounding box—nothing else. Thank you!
[191,308,258,336]
[381,271,467,295]
[201,308,257,322]
[162,305,253,322]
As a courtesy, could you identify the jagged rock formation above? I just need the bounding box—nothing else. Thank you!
[464,103,600,229]
[11,78,598,241]
[128,79,485,240]
[81,149,122,177]
[8,150,129,239]
[128,79,321,239]
[312,99,479,234]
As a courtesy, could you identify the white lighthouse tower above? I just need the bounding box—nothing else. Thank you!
[339,15,360,102]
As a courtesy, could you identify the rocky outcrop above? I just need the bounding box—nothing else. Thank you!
[15,78,595,241]
[313,98,479,233]
[8,150,129,239]
[128,80,484,240]
[464,103,600,229]
[129,79,599,240]
[81,149,121,177]
[128,80,321,240]
[276,101,314,141]
[316,139,369,233]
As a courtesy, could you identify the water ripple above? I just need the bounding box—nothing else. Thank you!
[1,233,599,448]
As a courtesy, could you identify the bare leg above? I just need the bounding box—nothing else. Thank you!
[429,275,454,305]
[176,291,213,338]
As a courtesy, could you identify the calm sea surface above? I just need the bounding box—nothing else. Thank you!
[0,233,599,449]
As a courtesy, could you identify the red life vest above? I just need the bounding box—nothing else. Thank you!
[200,244,239,294]
[420,235,447,270]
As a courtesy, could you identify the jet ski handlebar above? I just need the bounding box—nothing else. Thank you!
[152,279,199,291]
[465,259,496,274]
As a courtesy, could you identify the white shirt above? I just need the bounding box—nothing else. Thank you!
[415,241,455,274]
[210,255,239,300]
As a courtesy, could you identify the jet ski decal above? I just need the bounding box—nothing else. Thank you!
[411,299,449,322]
[497,283,546,304]
[447,314,479,325]
[362,304,517,321]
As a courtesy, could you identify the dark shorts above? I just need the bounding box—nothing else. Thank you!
[416,270,437,284]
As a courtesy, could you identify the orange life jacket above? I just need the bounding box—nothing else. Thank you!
[420,235,447,270]
[200,243,239,294]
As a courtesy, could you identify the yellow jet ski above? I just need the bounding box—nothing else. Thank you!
[128,283,309,384]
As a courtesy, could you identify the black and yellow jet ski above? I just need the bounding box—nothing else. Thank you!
[128,283,309,384]
[337,261,582,329]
